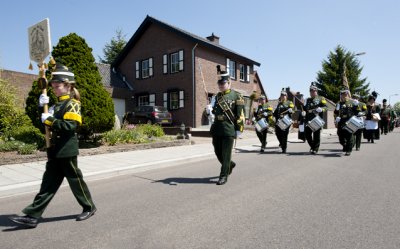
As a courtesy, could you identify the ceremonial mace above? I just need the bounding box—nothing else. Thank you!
[28,18,52,148]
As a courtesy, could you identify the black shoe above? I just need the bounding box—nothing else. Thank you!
[216,177,227,185]
[76,208,97,221]
[356,147,360,151]
[229,162,236,175]
[345,152,351,156]
[282,149,286,153]
[314,148,319,154]
[260,148,264,152]
[310,149,315,154]
[9,215,39,228]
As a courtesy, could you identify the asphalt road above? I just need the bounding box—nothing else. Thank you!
[1,130,400,249]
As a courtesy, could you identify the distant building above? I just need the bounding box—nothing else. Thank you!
[111,15,265,127]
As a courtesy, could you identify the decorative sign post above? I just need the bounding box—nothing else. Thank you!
[28,18,52,148]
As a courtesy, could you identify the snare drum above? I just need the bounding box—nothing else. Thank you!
[276,115,293,130]
[343,116,364,133]
[307,115,325,132]
[255,118,268,132]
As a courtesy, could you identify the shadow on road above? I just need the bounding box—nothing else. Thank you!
[153,176,219,185]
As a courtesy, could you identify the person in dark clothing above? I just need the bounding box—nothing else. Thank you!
[10,63,96,228]
[210,65,245,185]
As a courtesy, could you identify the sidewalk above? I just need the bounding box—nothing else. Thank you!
[0,128,337,198]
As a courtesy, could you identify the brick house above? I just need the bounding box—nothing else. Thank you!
[0,69,37,108]
[112,15,265,128]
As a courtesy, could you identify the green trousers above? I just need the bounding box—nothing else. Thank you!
[23,156,96,218]
[212,136,235,178]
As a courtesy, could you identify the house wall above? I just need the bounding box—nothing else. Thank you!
[0,70,37,108]
[119,24,195,127]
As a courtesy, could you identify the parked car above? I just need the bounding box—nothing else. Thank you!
[123,105,172,125]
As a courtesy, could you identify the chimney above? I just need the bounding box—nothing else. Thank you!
[206,33,220,44]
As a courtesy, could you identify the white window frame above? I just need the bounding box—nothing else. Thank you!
[170,52,180,73]
[142,59,150,78]
[138,95,149,106]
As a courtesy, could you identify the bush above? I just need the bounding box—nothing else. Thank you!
[4,125,44,148]
[0,140,37,154]
[135,124,165,137]
[102,124,165,145]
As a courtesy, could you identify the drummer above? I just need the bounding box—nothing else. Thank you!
[273,89,294,153]
[252,95,273,152]
[334,87,359,156]
[302,82,327,154]
[352,92,367,151]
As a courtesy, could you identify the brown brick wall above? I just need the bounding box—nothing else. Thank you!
[117,24,264,127]
[0,70,37,108]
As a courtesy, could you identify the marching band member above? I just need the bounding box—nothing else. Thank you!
[380,99,390,135]
[210,65,245,185]
[352,92,367,151]
[364,92,381,143]
[302,82,327,154]
[252,95,273,152]
[10,63,96,228]
[273,89,294,153]
[334,87,359,156]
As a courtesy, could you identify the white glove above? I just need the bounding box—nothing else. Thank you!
[288,108,293,114]
[316,107,322,113]
[353,100,359,105]
[251,117,256,122]
[39,94,49,107]
[41,113,53,123]
[235,130,242,138]
[301,111,306,117]
[336,103,340,111]
[263,112,269,117]
[48,105,55,115]
[335,117,341,123]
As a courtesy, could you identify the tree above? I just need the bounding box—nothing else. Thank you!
[99,29,127,64]
[393,102,400,116]
[26,33,115,137]
[315,45,370,103]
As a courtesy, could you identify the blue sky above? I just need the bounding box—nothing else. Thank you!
[1,0,399,104]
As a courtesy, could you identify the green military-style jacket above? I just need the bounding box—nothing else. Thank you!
[334,99,358,127]
[304,96,327,122]
[273,100,294,120]
[253,103,273,121]
[44,95,82,158]
[210,89,245,137]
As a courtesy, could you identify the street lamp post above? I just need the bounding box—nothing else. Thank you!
[389,94,399,105]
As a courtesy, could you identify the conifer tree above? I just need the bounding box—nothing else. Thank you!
[99,29,127,64]
[315,45,370,103]
[26,33,115,137]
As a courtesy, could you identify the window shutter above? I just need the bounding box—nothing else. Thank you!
[149,94,155,106]
[226,58,230,74]
[179,90,184,108]
[179,50,184,71]
[135,61,140,79]
[149,58,153,76]
[163,54,168,74]
[163,92,168,108]
[246,65,250,82]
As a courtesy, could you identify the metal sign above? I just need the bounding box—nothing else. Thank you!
[28,18,51,63]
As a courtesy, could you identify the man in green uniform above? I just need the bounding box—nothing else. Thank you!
[273,89,294,153]
[380,99,390,135]
[252,95,273,152]
[352,92,367,151]
[302,82,327,154]
[210,65,245,185]
[10,63,96,228]
[334,88,359,156]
